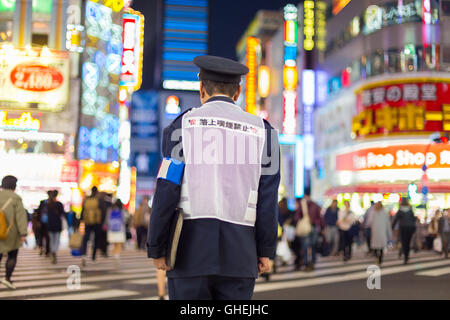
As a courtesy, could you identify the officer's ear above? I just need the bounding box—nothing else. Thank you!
[233,84,241,102]
[199,81,207,102]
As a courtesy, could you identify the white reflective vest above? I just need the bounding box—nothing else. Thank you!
[178,100,266,227]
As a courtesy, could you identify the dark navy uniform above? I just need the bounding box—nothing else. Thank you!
[147,56,280,300]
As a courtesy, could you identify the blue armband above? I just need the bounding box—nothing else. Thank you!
[157,157,185,185]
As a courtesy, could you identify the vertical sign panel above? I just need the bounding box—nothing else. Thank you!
[246,36,259,115]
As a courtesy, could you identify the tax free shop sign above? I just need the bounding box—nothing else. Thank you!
[336,144,450,171]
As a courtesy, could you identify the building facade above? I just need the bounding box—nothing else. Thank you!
[312,0,450,218]
[0,0,141,214]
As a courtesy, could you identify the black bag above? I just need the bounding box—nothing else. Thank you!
[348,222,360,238]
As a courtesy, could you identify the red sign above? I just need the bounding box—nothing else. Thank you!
[121,17,136,82]
[352,80,450,138]
[61,160,79,183]
[336,144,450,171]
[10,64,64,92]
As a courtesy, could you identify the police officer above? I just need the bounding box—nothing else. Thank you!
[147,55,280,300]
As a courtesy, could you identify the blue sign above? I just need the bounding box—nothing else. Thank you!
[131,91,160,177]
[131,91,159,140]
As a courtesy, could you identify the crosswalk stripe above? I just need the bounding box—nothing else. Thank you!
[31,289,140,300]
[273,252,437,273]
[256,255,443,283]
[10,272,77,282]
[253,259,450,293]
[416,266,450,277]
[0,284,99,298]
[3,249,445,300]
[6,271,156,289]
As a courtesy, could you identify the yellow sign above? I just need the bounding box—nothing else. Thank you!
[0,112,40,131]
[316,2,327,52]
[89,0,124,12]
[304,1,315,51]
[246,37,259,115]
[352,105,427,137]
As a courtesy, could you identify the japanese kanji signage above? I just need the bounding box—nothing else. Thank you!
[352,80,450,138]
[336,143,450,171]
[184,117,264,137]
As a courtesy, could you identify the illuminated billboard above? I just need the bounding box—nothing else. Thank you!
[79,0,123,163]
[282,4,298,135]
[0,47,69,111]
[352,79,450,139]
[245,36,259,115]
[161,0,208,91]
[120,8,144,91]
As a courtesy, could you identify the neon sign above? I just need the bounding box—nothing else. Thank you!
[316,2,327,52]
[283,4,298,135]
[10,64,64,92]
[258,66,270,98]
[303,1,315,51]
[165,95,181,117]
[82,0,122,119]
[89,0,125,12]
[78,114,119,163]
[0,112,40,131]
[245,37,259,115]
[120,9,144,91]
[283,91,297,135]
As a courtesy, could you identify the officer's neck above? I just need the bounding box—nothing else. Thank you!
[203,94,236,105]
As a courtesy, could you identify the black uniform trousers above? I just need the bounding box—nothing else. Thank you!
[168,276,255,300]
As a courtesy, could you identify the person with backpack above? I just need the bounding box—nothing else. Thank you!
[36,191,52,256]
[46,190,65,264]
[80,186,102,266]
[105,199,128,265]
[0,175,28,290]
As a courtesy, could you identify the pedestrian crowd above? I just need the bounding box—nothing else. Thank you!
[0,175,168,297]
[0,174,448,292]
[273,188,450,279]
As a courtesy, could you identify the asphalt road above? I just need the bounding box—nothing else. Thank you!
[1,247,449,300]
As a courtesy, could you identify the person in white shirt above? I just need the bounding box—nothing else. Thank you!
[370,202,392,265]
[337,201,356,262]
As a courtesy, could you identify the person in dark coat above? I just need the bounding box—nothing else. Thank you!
[31,209,41,250]
[323,199,340,256]
[46,190,65,264]
[438,209,450,259]
[36,191,52,256]
[147,55,280,300]
[392,198,416,264]
[98,192,112,257]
